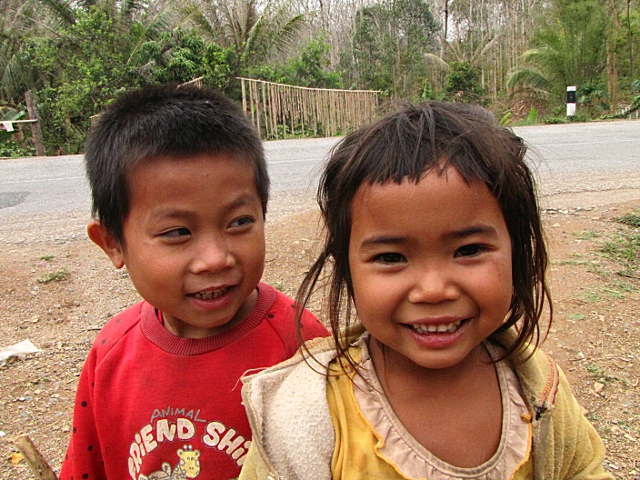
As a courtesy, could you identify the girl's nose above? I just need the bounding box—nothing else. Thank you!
[407,267,460,304]
[190,237,235,273]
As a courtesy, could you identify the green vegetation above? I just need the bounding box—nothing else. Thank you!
[574,230,600,241]
[586,363,621,385]
[2,0,639,155]
[37,268,69,283]
[580,290,602,303]
[599,213,640,276]
[616,212,640,228]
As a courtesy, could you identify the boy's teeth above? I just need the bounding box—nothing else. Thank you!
[194,288,227,300]
[412,320,461,334]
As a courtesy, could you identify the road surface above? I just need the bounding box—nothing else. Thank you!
[0,120,639,244]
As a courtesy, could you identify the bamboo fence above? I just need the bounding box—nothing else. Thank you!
[237,77,382,139]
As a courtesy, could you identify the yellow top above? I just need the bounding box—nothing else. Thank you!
[327,335,534,480]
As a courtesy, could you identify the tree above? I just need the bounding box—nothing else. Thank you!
[133,29,236,89]
[506,0,607,113]
[0,0,61,103]
[339,0,439,98]
[247,36,342,88]
[25,0,181,153]
[443,61,486,103]
[184,0,307,84]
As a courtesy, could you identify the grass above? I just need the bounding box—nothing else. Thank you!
[616,212,640,228]
[563,214,640,305]
[554,253,590,266]
[585,363,620,384]
[38,254,54,261]
[597,210,640,276]
[575,230,600,241]
[580,290,602,303]
[37,269,69,284]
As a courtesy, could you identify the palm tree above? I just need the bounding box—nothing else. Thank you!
[0,0,47,103]
[506,0,607,113]
[183,0,306,79]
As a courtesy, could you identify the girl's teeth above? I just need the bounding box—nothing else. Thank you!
[194,288,227,300]
[412,320,461,334]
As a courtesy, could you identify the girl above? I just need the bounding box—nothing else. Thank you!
[239,102,611,480]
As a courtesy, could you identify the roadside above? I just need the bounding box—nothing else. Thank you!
[0,194,639,479]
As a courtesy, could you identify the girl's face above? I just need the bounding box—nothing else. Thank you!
[348,166,513,371]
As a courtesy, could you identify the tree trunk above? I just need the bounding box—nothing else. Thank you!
[606,0,620,112]
[25,91,46,156]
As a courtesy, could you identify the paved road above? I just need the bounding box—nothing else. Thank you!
[1,120,639,230]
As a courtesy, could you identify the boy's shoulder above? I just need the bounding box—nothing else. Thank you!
[257,282,327,344]
[90,300,149,363]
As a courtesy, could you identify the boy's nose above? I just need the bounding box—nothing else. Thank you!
[407,267,460,304]
[190,238,235,273]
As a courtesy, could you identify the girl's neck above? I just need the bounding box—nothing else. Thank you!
[367,336,503,468]
[368,336,492,393]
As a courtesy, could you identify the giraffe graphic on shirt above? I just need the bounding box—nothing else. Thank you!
[138,445,201,479]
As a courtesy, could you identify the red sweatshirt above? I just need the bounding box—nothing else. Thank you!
[60,282,327,480]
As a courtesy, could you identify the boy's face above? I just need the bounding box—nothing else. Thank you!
[90,153,265,338]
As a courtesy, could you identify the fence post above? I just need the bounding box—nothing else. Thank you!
[25,91,46,156]
[566,86,577,118]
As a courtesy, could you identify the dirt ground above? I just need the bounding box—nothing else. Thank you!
[1,196,639,479]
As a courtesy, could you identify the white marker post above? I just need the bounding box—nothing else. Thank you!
[566,86,577,117]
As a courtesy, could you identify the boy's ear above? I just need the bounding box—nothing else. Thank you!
[87,220,125,269]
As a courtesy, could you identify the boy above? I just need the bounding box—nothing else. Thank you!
[59,84,328,480]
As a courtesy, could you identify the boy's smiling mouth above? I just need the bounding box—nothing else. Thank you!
[192,287,230,300]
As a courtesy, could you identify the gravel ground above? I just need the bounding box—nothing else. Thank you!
[1,188,639,479]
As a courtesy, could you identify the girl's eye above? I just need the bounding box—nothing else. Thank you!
[373,252,406,264]
[455,244,485,257]
[161,227,191,238]
[229,216,255,228]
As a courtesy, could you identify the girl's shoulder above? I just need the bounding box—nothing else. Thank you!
[240,332,348,480]
[241,324,366,400]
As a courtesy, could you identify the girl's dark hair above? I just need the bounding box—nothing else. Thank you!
[85,83,268,245]
[297,101,551,364]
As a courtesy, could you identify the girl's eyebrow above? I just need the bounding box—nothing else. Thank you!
[359,225,498,247]
[359,235,406,248]
[444,224,498,240]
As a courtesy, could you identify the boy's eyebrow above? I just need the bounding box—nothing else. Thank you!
[151,194,259,218]
[359,225,498,247]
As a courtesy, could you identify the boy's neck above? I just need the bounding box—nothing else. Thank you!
[159,287,259,339]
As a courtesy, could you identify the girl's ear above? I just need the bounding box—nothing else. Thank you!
[87,220,125,269]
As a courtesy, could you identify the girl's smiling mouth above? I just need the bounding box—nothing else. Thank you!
[409,319,464,334]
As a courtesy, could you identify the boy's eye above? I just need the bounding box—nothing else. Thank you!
[161,227,191,238]
[455,244,485,257]
[229,216,255,228]
[373,252,406,264]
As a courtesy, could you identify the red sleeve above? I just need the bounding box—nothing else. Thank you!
[298,307,329,342]
[59,346,105,480]
[59,304,141,480]
[264,286,328,358]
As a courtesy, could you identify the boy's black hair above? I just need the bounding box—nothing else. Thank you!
[297,101,552,364]
[85,83,268,244]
